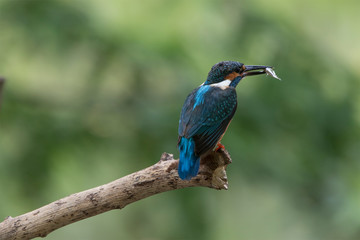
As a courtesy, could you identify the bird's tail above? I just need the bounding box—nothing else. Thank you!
[178,137,200,180]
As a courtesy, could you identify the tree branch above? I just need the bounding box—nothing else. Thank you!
[0,150,232,239]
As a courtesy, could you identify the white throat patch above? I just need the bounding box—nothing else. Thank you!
[210,79,231,90]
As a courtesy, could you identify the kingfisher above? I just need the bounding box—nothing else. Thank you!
[178,61,278,180]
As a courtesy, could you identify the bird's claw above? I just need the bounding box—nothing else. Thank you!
[215,143,225,151]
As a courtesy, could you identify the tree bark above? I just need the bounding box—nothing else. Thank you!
[0,150,231,240]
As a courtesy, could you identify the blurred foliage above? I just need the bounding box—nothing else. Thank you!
[1,0,360,239]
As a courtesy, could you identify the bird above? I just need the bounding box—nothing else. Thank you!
[177,61,274,180]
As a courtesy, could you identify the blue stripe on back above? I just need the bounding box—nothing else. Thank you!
[193,85,211,109]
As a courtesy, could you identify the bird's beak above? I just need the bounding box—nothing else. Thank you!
[241,65,272,78]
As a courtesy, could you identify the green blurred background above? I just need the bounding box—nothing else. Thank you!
[1,0,360,239]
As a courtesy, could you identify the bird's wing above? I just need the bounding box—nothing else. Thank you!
[178,86,237,156]
[178,87,199,137]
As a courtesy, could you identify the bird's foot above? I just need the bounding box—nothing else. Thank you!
[215,143,225,152]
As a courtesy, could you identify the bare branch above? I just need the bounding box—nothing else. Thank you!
[0,150,231,239]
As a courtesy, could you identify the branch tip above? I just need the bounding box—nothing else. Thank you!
[160,152,174,162]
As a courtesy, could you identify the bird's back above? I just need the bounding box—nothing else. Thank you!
[178,85,237,155]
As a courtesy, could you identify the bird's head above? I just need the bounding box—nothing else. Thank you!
[204,61,272,87]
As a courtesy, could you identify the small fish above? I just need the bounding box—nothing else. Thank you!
[265,68,281,80]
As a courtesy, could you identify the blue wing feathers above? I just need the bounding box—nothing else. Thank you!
[178,87,199,136]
